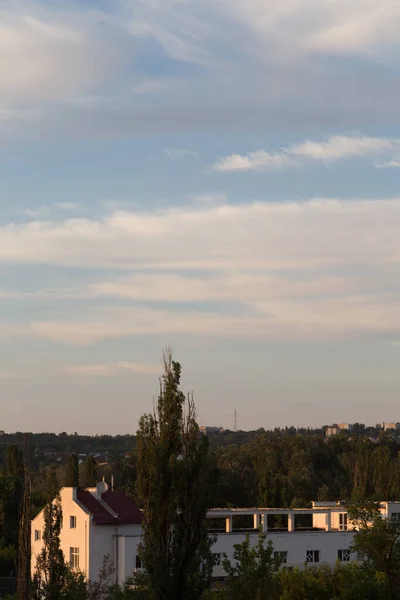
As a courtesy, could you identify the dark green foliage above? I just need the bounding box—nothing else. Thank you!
[32,492,67,600]
[222,532,280,599]
[136,351,214,600]
[277,563,390,600]
[64,455,79,488]
[6,446,24,479]
[82,455,98,488]
[0,474,22,576]
[348,501,400,597]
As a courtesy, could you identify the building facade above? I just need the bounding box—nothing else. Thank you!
[32,487,400,584]
[31,482,143,584]
[207,500,400,577]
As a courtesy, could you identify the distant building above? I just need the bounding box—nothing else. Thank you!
[199,426,224,435]
[383,422,397,431]
[326,424,353,437]
[326,427,339,437]
[337,424,353,432]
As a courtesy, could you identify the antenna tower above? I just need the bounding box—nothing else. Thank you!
[234,410,237,432]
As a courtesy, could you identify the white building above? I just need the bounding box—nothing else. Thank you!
[199,426,224,435]
[206,500,400,577]
[32,487,400,584]
[31,482,143,584]
[383,422,398,431]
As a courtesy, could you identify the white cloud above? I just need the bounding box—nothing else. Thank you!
[375,160,400,169]
[216,0,400,61]
[123,0,400,73]
[0,3,124,107]
[28,290,400,346]
[289,135,396,161]
[214,151,294,172]
[2,197,400,271]
[64,362,160,376]
[212,135,400,172]
[1,1,400,138]
[0,196,396,345]
[91,272,364,304]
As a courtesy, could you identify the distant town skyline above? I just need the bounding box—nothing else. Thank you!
[1,1,400,433]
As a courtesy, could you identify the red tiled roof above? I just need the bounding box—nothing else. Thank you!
[76,490,143,525]
[102,491,143,524]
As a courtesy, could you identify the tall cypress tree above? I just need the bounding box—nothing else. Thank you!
[17,437,31,600]
[17,464,31,600]
[6,445,24,478]
[82,455,98,487]
[32,492,67,600]
[136,350,214,600]
[64,454,79,488]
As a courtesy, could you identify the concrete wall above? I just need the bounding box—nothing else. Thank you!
[89,523,142,584]
[210,531,356,577]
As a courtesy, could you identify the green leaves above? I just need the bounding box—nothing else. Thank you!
[135,351,214,600]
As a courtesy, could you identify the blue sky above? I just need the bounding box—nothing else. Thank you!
[1,0,400,433]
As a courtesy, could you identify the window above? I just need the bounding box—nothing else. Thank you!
[70,516,76,529]
[306,550,320,563]
[212,553,223,567]
[135,555,142,569]
[339,513,348,531]
[274,551,288,564]
[34,530,41,542]
[392,513,400,522]
[69,547,79,569]
[338,549,351,562]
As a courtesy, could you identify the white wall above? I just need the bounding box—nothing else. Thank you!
[31,488,90,579]
[210,531,356,577]
[89,523,142,584]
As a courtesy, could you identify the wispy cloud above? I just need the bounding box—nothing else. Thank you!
[165,148,198,161]
[214,151,294,172]
[0,2,126,109]
[28,291,400,346]
[213,135,400,172]
[0,196,395,345]
[2,197,400,271]
[64,362,160,376]
[1,0,400,139]
[23,203,80,218]
[375,160,400,169]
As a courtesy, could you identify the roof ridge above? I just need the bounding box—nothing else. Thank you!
[98,493,119,518]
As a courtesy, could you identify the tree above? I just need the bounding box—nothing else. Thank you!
[278,563,388,600]
[348,501,400,598]
[32,492,68,600]
[17,461,31,600]
[135,350,215,600]
[222,531,280,600]
[64,454,79,488]
[82,456,98,488]
[6,445,24,479]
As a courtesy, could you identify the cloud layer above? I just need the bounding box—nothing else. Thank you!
[1,197,399,270]
[213,135,400,171]
[1,197,400,345]
[2,1,400,137]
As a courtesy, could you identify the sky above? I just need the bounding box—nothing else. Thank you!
[1,0,400,434]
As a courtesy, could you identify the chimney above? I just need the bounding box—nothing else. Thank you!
[95,481,108,499]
